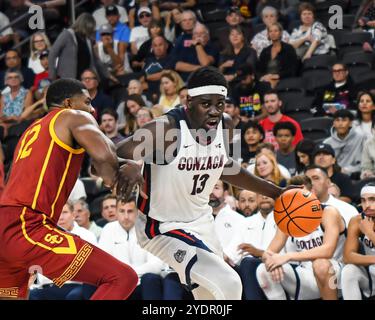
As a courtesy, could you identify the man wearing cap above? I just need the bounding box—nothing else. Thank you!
[32,49,50,100]
[93,0,128,31]
[324,109,366,179]
[130,7,153,56]
[231,63,270,122]
[313,142,355,204]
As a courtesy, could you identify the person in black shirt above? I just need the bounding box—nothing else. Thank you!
[241,121,265,166]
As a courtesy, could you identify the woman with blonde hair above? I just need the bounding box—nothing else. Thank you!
[254,150,286,186]
[28,32,51,74]
[136,107,154,128]
[158,70,184,112]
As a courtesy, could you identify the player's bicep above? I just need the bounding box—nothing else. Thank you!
[321,208,341,251]
[344,217,361,257]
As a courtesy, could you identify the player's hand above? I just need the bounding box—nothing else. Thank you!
[223,254,236,267]
[238,243,258,257]
[270,266,284,283]
[115,160,148,201]
[265,253,290,271]
[359,216,375,238]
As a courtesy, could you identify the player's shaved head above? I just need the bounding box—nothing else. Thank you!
[46,78,87,109]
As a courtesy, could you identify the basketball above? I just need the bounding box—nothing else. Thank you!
[274,188,323,238]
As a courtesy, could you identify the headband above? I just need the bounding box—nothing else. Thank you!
[361,186,375,197]
[188,85,227,98]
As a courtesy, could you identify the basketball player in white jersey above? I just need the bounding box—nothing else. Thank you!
[116,67,296,300]
[256,166,346,300]
[341,183,375,300]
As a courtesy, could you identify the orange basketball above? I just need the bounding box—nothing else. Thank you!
[274,188,323,237]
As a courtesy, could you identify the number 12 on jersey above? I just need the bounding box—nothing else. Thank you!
[191,174,210,195]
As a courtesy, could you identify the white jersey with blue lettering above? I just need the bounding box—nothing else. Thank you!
[137,107,229,235]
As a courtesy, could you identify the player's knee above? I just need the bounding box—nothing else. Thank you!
[312,259,332,282]
[341,264,360,283]
[219,271,242,300]
[111,263,138,295]
[256,263,268,289]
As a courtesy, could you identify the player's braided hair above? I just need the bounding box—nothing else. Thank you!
[187,66,227,90]
[46,78,87,109]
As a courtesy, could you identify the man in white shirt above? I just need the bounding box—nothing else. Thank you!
[224,193,277,299]
[30,202,97,300]
[130,7,152,55]
[99,197,165,299]
[73,199,103,240]
[237,189,258,217]
[93,0,128,30]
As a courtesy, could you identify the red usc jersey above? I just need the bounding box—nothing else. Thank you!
[1,109,85,223]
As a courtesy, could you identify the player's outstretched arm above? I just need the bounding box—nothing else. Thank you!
[343,216,375,266]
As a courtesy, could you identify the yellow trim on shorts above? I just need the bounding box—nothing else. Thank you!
[49,109,85,154]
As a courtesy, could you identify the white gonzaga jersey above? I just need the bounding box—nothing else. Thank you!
[360,213,375,257]
[288,205,346,267]
[137,107,229,234]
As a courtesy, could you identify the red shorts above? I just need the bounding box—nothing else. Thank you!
[0,206,94,299]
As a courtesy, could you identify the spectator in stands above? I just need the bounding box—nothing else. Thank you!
[100,108,125,145]
[73,199,103,240]
[251,6,290,57]
[127,79,152,107]
[231,64,270,121]
[80,69,114,120]
[164,7,183,43]
[355,0,375,30]
[178,86,188,106]
[0,70,33,129]
[259,90,303,150]
[289,2,330,61]
[136,107,154,128]
[130,7,153,56]
[210,180,245,248]
[28,32,51,74]
[219,26,257,83]
[128,0,160,29]
[273,121,297,176]
[313,143,355,203]
[295,138,316,175]
[143,35,173,97]
[4,0,30,39]
[0,11,14,52]
[258,23,298,88]
[96,194,118,227]
[241,121,265,166]
[93,0,129,30]
[99,197,165,300]
[32,49,50,101]
[158,70,184,111]
[324,109,365,178]
[123,94,146,136]
[328,183,341,199]
[0,49,35,90]
[94,23,130,80]
[224,96,247,151]
[236,189,258,217]
[360,127,375,179]
[316,63,356,116]
[173,22,219,81]
[254,150,287,186]
[353,91,375,141]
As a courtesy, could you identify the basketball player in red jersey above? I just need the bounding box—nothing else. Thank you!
[0,78,142,299]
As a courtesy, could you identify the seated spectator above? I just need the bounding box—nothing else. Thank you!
[236,189,258,217]
[49,13,99,80]
[0,11,15,53]
[32,50,51,101]
[328,183,341,199]
[355,0,375,30]
[122,94,146,136]
[178,86,188,106]
[128,0,160,29]
[225,193,278,300]
[174,22,219,82]
[100,108,125,145]
[94,23,130,80]
[324,109,366,178]
[254,150,287,187]
[73,199,103,240]
[136,107,154,128]
[0,49,35,90]
[259,90,303,150]
[29,202,97,300]
[241,121,265,166]
[96,194,118,227]
[353,91,375,141]
[295,138,316,175]
[130,7,153,56]
[361,129,375,179]
[316,63,356,116]
[289,2,330,61]
[231,63,270,121]
[158,70,184,112]
[0,70,33,128]
[313,142,355,203]
[258,23,299,88]
[251,6,290,57]
[80,69,114,120]
[163,7,183,43]
[93,0,129,30]
[99,197,165,300]
[210,180,245,249]
[273,121,297,176]
[28,32,51,74]
[127,79,152,107]
[219,26,257,84]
